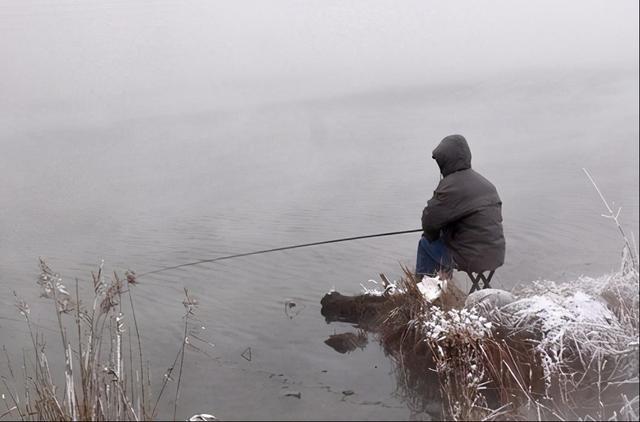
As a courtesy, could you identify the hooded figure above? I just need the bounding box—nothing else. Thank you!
[419,134,505,274]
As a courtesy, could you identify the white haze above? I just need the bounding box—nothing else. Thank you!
[1,0,638,133]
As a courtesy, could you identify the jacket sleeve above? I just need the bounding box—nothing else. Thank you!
[421,179,467,241]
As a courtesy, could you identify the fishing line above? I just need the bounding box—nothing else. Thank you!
[137,228,423,278]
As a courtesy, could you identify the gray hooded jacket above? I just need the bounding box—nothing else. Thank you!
[421,135,505,272]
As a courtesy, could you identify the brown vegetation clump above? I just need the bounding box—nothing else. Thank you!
[371,256,639,421]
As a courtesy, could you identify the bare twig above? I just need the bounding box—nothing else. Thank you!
[127,282,147,420]
[583,168,638,270]
[174,288,195,421]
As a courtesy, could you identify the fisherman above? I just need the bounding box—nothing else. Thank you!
[417,134,505,278]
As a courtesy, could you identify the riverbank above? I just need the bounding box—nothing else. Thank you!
[351,253,639,420]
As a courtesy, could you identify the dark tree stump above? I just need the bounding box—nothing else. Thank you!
[320,291,389,327]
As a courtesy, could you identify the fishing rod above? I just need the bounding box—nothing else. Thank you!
[137,228,423,277]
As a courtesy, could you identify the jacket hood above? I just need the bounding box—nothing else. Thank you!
[432,134,472,176]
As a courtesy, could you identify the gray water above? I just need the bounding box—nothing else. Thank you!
[1,2,639,420]
[2,67,638,420]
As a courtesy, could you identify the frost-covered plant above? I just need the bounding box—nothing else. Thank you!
[493,262,638,419]
[420,307,494,420]
[423,307,493,342]
[376,247,638,420]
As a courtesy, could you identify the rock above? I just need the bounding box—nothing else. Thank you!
[188,414,217,421]
[465,288,517,309]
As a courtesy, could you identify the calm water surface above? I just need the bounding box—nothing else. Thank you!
[1,5,638,419]
[2,70,638,420]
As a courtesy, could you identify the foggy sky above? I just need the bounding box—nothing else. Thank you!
[1,0,638,126]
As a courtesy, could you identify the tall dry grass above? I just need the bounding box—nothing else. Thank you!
[2,260,204,421]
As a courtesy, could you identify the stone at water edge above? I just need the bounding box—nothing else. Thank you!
[465,288,517,309]
[188,414,217,421]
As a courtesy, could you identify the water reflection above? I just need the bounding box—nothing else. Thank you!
[321,290,443,419]
[324,331,368,354]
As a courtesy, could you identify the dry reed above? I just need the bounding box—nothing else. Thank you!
[2,259,205,421]
[372,257,638,420]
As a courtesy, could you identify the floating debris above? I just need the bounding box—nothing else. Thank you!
[241,347,252,362]
[284,299,304,319]
[281,390,302,399]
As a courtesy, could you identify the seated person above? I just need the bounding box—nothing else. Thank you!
[417,134,505,278]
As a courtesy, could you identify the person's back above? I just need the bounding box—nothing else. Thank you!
[417,134,505,276]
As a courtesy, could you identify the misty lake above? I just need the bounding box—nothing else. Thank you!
[1,1,639,418]
[1,66,637,420]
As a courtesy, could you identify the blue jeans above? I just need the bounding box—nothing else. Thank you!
[416,236,453,276]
